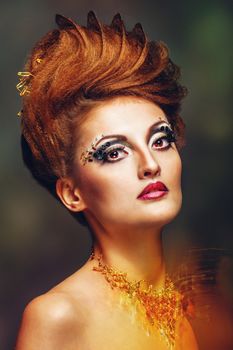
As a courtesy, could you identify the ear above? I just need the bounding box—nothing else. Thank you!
[56,178,87,212]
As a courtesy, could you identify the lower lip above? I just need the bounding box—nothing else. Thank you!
[138,191,168,200]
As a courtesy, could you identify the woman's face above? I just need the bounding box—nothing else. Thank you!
[72,96,182,231]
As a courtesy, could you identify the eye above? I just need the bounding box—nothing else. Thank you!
[104,146,128,163]
[152,136,170,150]
[150,125,176,151]
[93,145,129,163]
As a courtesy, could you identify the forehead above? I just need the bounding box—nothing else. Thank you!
[77,97,168,145]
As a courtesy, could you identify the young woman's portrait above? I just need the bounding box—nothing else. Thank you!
[1,1,232,350]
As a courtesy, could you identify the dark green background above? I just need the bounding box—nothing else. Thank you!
[0,0,232,349]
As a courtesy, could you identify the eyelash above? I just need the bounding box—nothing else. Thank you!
[93,126,176,164]
[103,146,129,163]
[93,146,128,163]
[151,134,175,150]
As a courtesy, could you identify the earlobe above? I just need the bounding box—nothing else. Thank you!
[56,178,87,212]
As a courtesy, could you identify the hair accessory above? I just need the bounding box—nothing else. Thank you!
[16,71,34,96]
[89,252,184,349]
[17,110,23,118]
[16,58,42,97]
[80,134,105,165]
[16,59,42,117]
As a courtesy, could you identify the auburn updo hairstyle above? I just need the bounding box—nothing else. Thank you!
[19,11,187,225]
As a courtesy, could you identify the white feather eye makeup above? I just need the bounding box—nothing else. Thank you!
[80,135,130,165]
[149,123,176,150]
[92,139,131,163]
[80,122,176,166]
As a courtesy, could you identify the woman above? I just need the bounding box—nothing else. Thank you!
[16,11,198,349]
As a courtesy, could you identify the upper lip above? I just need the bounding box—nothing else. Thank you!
[137,181,168,198]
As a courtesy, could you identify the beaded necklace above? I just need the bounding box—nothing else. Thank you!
[89,252,184,349]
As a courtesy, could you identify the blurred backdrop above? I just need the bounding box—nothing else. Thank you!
[0,0,232,349]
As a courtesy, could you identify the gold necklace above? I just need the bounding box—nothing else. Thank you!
[89,252,184,349]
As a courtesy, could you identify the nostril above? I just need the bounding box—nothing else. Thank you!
[138,153,161,179]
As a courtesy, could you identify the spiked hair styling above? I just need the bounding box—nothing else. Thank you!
[20,11,187,225]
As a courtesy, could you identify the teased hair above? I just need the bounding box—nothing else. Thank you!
[19,11,187,225]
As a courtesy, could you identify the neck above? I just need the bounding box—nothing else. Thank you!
[86,222,182,350]
[89,225,166,290]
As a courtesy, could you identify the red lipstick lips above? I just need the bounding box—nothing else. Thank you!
[137,181,168,200]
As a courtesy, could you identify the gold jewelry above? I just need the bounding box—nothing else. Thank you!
[16,58,43,117]
[17,110,23,118]
[90,252,184,349]
[16,57,42,98]
[16,71,34,96]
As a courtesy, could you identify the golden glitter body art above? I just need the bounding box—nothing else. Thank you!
[89,253,184,349]
[80,134,105,165]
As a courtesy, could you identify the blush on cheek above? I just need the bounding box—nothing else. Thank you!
[78,170,109,205]
[170,154,182,183]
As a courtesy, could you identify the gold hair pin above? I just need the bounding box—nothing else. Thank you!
[16,57,43,98]
[17,110,23,118]
[16,58,42,117]
[16,71,34,96]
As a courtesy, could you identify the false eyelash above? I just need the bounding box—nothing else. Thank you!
[150,126,176,151]
[159,125,176,143]
[92,125,176,163]
[152,136,173,150]
[166,131,176,143]
[93,145,126,162]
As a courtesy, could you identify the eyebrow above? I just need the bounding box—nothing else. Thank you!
[94,119,169,147]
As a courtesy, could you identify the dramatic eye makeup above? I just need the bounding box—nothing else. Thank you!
[92,139,131,163]
[80,121,176,165]
[149,123,176,150]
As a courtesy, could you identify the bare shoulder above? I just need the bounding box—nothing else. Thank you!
[15,291,84,350]
[22,291,80,325]
[175,317,199,350]
[15,260,103,349]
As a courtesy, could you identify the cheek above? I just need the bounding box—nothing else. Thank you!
[76,164,131,207]
[173,156,182,184]
[78,169,107,203]
[163,152,182,187]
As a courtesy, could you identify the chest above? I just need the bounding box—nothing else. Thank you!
[77,292,179,350]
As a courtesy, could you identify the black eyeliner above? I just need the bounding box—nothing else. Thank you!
[92,124,176,162]
[93,139,128,161]
[150,124,176,143]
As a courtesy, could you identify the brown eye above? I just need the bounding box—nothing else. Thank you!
[152,137,169,149]
[105,146,128,163]
[154,139,164,148]
[109,150,119,159]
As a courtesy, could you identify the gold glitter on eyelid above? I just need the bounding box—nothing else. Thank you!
[80,134,105,165]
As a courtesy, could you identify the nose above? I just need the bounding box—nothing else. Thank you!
[137,149,161,179]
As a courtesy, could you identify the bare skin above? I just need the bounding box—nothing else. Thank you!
[16,259,198,349]
[16,97,199,349]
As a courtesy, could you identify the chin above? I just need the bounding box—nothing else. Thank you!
[138,195,182,227]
